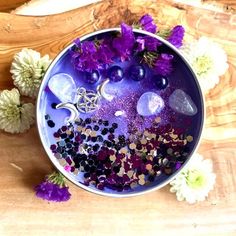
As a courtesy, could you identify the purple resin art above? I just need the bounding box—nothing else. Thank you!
[37,23,204,197]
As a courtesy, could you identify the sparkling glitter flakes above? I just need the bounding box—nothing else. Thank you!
[47,114,194,192]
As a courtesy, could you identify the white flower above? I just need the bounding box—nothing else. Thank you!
[170,153,216,204]
[10,48,52,98]
[180,37,228,93]
[0,88,35,133]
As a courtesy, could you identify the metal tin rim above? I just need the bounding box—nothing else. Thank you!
[36,28,205,198]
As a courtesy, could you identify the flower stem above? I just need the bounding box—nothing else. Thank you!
[46,172,66,187]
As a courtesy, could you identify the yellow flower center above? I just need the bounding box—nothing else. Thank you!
[186,170,206,189]
[193,55,213,76]
[5,104,20,119]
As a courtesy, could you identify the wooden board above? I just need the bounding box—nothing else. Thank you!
[0,0,236,235]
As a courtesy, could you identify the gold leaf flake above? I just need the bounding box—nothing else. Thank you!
[129,143,136,150]
[155,117,161,123]
[138,179,145,185]
[186,135,193,142]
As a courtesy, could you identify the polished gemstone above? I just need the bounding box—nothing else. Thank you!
[136,92,164,116]
[48,73,77,103]
[169,89,197,116]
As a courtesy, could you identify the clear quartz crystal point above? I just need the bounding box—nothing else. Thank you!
[169,89,198,116]
[48,73,77,103]
[137,92,164,116]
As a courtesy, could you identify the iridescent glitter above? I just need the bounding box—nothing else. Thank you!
[49,116,193,192]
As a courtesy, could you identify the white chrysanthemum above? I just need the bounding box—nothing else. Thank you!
[181,37,228,93]
[170,153,216,204]
[10,48,52,98]
[0,88,35,133]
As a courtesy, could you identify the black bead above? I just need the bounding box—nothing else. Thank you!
[109,128,115,133]
[84,172,90,178]
[118,135,125,141]
[88,159,94,165]
[84,165,90,172]
[47,120,55,128]
[91,137,97,142]
[104,169,112,176]
[90,165,96,173]
[106,141,112,148]
[101,128,108,135]
[92,145,99,152]
[103,120,109,126]
[98,119,103,125]
[96,170,103,176]
[113,166,120,173]
[85,118,91,124]
[60,133,67,139]
[136,143,142,150]
[97,135,103,142]
[81,134,86,140]
[66,143,72,148]
[65,138,70,143]
[112,123,118,129]
[45,114,50,120]
[93,125,99,131]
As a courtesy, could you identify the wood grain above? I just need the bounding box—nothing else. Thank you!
[204,0,236,11]
[0,0,236,235]
[0,0,28,12]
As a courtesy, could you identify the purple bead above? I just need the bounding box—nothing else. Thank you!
[153,75,168,90]
[129,65,145,81]
[85,70,100,84]
[50,144,57,150]
[107,66,124,82]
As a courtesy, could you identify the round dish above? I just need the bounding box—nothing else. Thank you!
[37,28,204,197]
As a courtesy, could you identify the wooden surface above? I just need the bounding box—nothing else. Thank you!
[0,0,236,235]
[0,0,28,12]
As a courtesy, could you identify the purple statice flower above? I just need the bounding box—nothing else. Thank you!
[71,40,102,72]
[136,36,162,52]
[112,23,135,61]
[74,37,81,47]
[153,53,174,76]
[139,14,157,34]
[35,172,71,202]
[167,25,185,48]
[75,41,100,72]
[97,39,115,65]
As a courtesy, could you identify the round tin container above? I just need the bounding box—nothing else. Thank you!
[37,28,204,197]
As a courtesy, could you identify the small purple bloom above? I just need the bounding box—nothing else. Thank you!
[97,39,115,65]
[73,38,81,47]
[153,53,174,76]
[71,40,100,72]
[112,23,135,61]
[139,14,157,34]
[35,180,71,202]
[167,25,185,48]
[136,36,162,52]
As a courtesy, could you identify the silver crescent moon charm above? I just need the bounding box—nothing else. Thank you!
[96,78,113,101]
[49,75,114,125]
[56,102,79,124]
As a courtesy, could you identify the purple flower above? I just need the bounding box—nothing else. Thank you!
[97,39,115,65]
[136,36,162,52]
[74,37,81,47]
[112,23,135,61]
[71,40,101,72]
[35,172,71,202]
[139,14,157,34]
[153,53,174,76]
[35,181,71,202]
[167,25,185,48]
